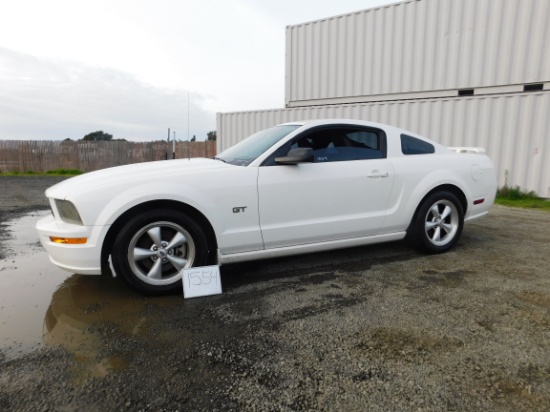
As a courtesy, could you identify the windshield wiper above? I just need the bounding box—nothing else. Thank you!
[213,156,227,163]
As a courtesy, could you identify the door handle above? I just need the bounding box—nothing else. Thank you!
[368,171,389,178]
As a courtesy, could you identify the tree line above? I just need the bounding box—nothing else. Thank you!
[64,130,216,142]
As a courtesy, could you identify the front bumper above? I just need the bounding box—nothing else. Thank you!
[36,213,107,275]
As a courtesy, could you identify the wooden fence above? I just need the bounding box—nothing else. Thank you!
[0,140,217,173]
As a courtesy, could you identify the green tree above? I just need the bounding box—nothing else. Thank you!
[190,135,196,142]
[82,131,113,141]
[206,131,216,141]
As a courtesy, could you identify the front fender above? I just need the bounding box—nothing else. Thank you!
[95,183,219,228]
[69,167,263,255]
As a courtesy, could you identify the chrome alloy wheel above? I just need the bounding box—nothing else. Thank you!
[424,200,459,247]
[127,221,196,285]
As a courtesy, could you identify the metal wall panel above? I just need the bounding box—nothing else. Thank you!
[218,91,550,197]
[285,0,550,106]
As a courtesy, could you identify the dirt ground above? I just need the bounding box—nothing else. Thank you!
[1,176,549,411]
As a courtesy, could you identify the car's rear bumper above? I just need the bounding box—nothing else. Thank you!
[465,190,496,222]
[36,213,106,275]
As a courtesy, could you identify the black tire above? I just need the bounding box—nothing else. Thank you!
[409,191,464,253]
[112,209,209,295]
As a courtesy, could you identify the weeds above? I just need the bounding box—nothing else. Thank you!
[496,185,549,210]
[497,185,538,200]
[46,169,83,175]
[1,169,83,176]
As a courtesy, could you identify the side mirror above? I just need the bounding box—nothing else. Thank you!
[275,148,314,165]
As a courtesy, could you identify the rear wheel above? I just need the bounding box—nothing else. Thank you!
[410,191,464,253]
[112,209,208,295]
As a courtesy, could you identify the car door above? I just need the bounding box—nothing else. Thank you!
[257,125,395,249]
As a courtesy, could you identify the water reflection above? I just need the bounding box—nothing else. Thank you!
[0,211,71,357]
[43,273,150,377]
[1,211,190,374]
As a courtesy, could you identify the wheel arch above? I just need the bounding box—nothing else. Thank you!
[100,200,218,272]
[406,184,467,234]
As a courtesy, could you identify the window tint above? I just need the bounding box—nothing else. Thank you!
[401,134,435,155]
[216,125,300,166]
[307,128,386,163]
[265,126,386,165]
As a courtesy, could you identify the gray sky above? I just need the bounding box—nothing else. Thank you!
[0,0,396,141]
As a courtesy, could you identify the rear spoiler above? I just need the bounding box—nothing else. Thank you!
[448,147,486,154]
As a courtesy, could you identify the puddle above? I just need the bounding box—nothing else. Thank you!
[0,211,150,365]
[0,211,71,357]
[43,273,152,377]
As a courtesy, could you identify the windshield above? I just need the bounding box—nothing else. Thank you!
[216,125,300,166]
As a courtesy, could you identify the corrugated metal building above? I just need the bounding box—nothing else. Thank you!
[218,0,550,196]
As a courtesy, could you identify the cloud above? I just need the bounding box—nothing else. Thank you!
[0,1,399,141]
[0,48,216,141]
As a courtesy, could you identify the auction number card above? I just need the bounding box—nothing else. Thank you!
[182,265,222,299]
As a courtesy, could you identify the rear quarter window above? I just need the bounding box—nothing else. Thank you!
[401,134,435,155]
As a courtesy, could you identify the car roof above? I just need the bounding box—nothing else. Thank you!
[278,118,390,129]
[276,119,442,148]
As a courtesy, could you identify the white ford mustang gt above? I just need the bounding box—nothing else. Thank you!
[36,119,497,295]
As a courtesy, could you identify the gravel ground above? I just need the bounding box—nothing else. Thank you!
[1,176,550,411]
[0,175,66,219]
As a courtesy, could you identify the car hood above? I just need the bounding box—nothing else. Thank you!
[46,158,233,200]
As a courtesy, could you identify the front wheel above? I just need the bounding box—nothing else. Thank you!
[112,209,209,295]
[409,191,464,253]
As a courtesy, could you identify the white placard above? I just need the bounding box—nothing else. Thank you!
[182,265,222,299]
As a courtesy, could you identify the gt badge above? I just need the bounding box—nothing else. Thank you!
[233,207,247,213]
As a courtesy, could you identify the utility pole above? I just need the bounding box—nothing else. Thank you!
[173,131,176,159]
[166,128,170,160]
[187,92,190,160]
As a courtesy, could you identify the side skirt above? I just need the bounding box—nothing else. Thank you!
[217,232,407,265]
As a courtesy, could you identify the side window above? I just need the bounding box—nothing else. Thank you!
[302,127,385,163]
[346,131,381,150]
[401,134,435,155]
[262,126,387,166]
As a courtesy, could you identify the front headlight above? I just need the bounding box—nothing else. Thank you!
[55,200,84,225]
